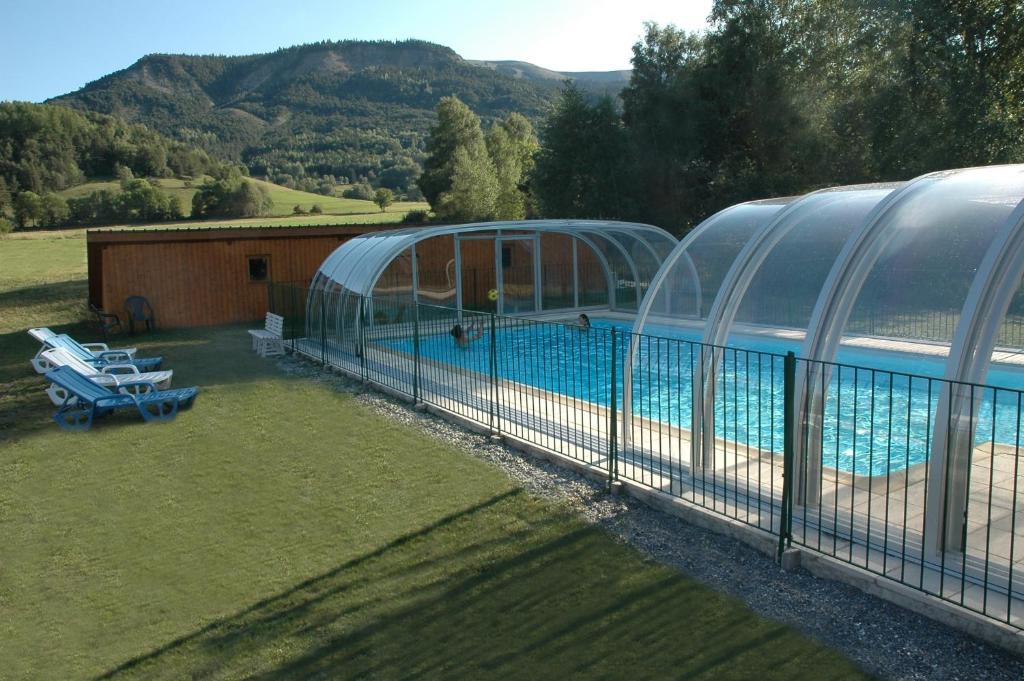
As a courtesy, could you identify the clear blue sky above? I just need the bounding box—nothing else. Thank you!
[0,0,713,102]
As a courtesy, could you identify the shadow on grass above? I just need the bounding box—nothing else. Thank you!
[0,279,87,310]
[92,490,864,681]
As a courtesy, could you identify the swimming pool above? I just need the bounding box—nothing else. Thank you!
[384,318,1024,476]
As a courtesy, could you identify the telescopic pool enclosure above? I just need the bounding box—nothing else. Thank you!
[272,165,1024,645]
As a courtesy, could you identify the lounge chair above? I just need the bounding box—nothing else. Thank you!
[28,327,138,360]
[34,347,174,406]
[45,366,198,431]
[27,328,162,374]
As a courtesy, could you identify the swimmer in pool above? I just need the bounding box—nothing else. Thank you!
[451,321,484,348]
[577,313,591,331]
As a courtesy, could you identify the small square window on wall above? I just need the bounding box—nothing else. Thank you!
[248,255,270,282]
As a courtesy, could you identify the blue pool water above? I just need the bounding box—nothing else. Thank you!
[385,318,1024,475]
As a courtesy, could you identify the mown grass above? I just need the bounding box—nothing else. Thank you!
[55,176,429,220]
[0,234,870,680]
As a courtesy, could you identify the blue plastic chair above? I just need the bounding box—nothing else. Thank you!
[46,366,198,431]
[125,296,156,334]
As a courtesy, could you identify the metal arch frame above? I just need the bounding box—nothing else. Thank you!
[791,172,946,505]
[925,197,1024,554]
[622,204,757,455]
[607,228,670,304]
[695,189,842,466]
[696,185,903,467]
[576,229,645,310]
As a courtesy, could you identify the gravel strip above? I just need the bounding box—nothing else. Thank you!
[280,357,1024,680]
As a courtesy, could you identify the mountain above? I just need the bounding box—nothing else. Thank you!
[467,60,631,94]
[49,40,631,196]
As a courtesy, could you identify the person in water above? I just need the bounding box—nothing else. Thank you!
[451,321,484,348]
[577,313,591,331]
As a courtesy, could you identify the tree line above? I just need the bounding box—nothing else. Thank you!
[0,103,272,230]
[419,0,1024,231]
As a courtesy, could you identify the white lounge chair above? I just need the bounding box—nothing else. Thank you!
[28,327,138,360]
[34,347,173,406]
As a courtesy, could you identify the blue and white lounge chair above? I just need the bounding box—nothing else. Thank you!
[34,347,174,406]
[29,327,137,359]
[28,328,162,374]
[45,366,197,431]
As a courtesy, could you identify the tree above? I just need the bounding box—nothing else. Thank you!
[310,203,323,214]
[293,204,307,214]
[532,84,635,220]
[115,163,135,187]
[191,178,272,219]
[39,193,70,227]
[0,177,10,217]
[417,97,491,210]
[0,217,13,236]
[373,188,393,212]
[435,146,499,221]
[487,113,539,220]
[13,191,42,229]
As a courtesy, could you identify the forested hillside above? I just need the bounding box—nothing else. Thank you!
[49,40,624,198]
[0,102,225,195]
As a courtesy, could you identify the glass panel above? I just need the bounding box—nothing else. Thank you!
[989,276,1024,389]
[372,247,414,323]
[577,238,609,307]
[638,200,790,333]
[843,167,1024,355]
[416,235,457,307]
[732,186,896,336]
[459,238,496,313]
[501,238,536,314]
[540,233,574,310]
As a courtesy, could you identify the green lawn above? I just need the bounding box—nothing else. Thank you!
[0,234,869,680]
[55,176,429,220]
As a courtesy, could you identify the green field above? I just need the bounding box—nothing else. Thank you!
[57,176,429,221]
[98,208,427,230]
[0,233,868,680]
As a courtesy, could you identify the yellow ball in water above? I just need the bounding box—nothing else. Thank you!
[487,288,499,301]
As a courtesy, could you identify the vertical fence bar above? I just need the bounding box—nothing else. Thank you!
[778,351,796,560]
[319,292,327,365]
[489,312,498,433]
[413,301,421,404]
[358,296,367,380]
[609,327,619,489]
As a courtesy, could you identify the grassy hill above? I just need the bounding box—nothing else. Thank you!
[56,176,428,222]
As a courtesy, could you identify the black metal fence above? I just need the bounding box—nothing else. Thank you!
[268,281,1024,632]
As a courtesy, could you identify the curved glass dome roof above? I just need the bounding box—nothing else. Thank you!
[308,220,677,344]
[632,165,1024,387]
[312,220,675,301]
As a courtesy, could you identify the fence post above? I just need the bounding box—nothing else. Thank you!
[609,327,619,489]
[489,312,498,433]
[778,351,796,561]
[413,302,421,403]
[319,292,327,365]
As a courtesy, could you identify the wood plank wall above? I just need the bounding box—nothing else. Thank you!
[91,227,395,328]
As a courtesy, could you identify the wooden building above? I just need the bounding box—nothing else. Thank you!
[87,224,402,328]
